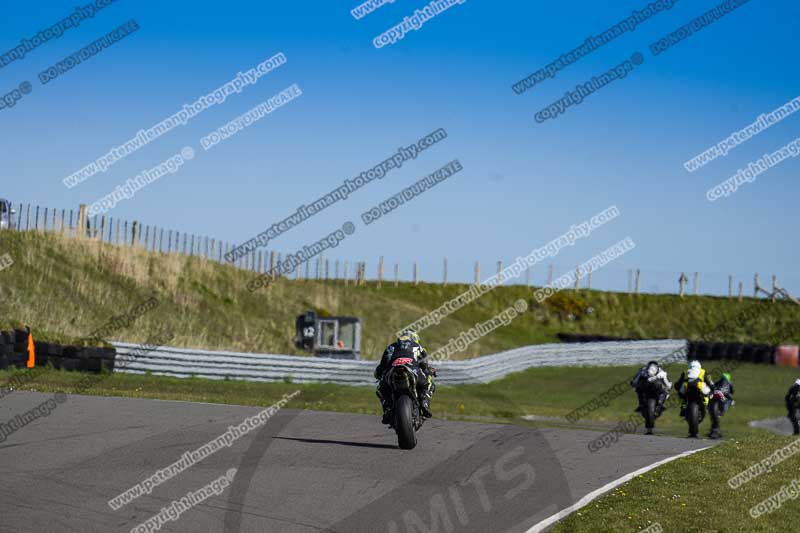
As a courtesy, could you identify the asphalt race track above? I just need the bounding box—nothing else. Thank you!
[0,392,710,533]
[749,416,795,436]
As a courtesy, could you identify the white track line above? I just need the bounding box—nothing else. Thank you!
[526,446,712,532]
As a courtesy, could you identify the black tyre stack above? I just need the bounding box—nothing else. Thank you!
[0,330,16,370]
[686,340,776,365]
[557,333,630,343]
[0,329,116,373]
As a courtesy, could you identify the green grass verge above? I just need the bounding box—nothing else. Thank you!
[1,229,798,359]
[552,434,800,532]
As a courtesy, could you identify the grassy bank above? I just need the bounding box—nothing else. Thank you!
[1,230,799,359]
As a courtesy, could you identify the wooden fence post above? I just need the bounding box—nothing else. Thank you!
[526,266,531,287]
[772,275,778,303]
[443,258,448,286]
[270,251,276,280]
[635,269,641,295]
[25,204,31,231]
[474,261,480,285]
[574,265,580,291]
[754,273,760,298]
[728,274,733,298]
[77,205,87,239]
[378,256,384,288]
[693,272,699,296]
[738,281,743,301]
[679,273,688,297]
[587,265,592,289]
[60,209,66,235]
[413,262,419,286]
[343,261,349,285]
[395,263,399,287]
[100,216,106,243]
[34,206,40,232]
[42,207,47,231]
[547,265,554,286]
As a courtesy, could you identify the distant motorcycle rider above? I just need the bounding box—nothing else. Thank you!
[675,360,714,417]
[630,360,672,416]
[786,378,800,435]
[375,329,436,424]
[708,372,734,439]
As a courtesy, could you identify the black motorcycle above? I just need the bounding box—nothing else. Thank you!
[383,357,425,449]
[639,380,668,435]
[708,390,732,439]
[789,397,800,436]
[681,378,710,438]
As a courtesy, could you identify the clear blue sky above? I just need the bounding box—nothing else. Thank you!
[1,0,798,296]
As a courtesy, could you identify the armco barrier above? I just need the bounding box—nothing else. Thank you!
[110,339,688,386]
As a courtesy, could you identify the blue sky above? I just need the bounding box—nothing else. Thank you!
[1,0,798,295]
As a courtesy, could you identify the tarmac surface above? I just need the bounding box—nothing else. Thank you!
[0,392,712,532]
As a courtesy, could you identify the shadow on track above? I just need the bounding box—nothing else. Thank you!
[273,436,398,450]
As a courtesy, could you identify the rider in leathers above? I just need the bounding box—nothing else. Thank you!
[375,330,436,424]
[630,360,672,417]
[786,378,800,435]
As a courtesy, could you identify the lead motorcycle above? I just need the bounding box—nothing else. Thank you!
[383,356,426,449]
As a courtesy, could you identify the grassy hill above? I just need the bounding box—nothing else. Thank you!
[0,229,798,359]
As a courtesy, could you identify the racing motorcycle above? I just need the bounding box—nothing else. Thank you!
[681,378,711,438]
[639,379,668,435]
[708,389,733,439]
[384,356,426,449]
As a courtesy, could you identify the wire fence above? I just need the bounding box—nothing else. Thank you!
[2,202,798,301]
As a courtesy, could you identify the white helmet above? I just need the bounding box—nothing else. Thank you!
[687,360,702,380]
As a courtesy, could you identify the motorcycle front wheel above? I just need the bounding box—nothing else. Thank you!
[688,402,700,438]
[395,395,417,450]
[644,397,657,430]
